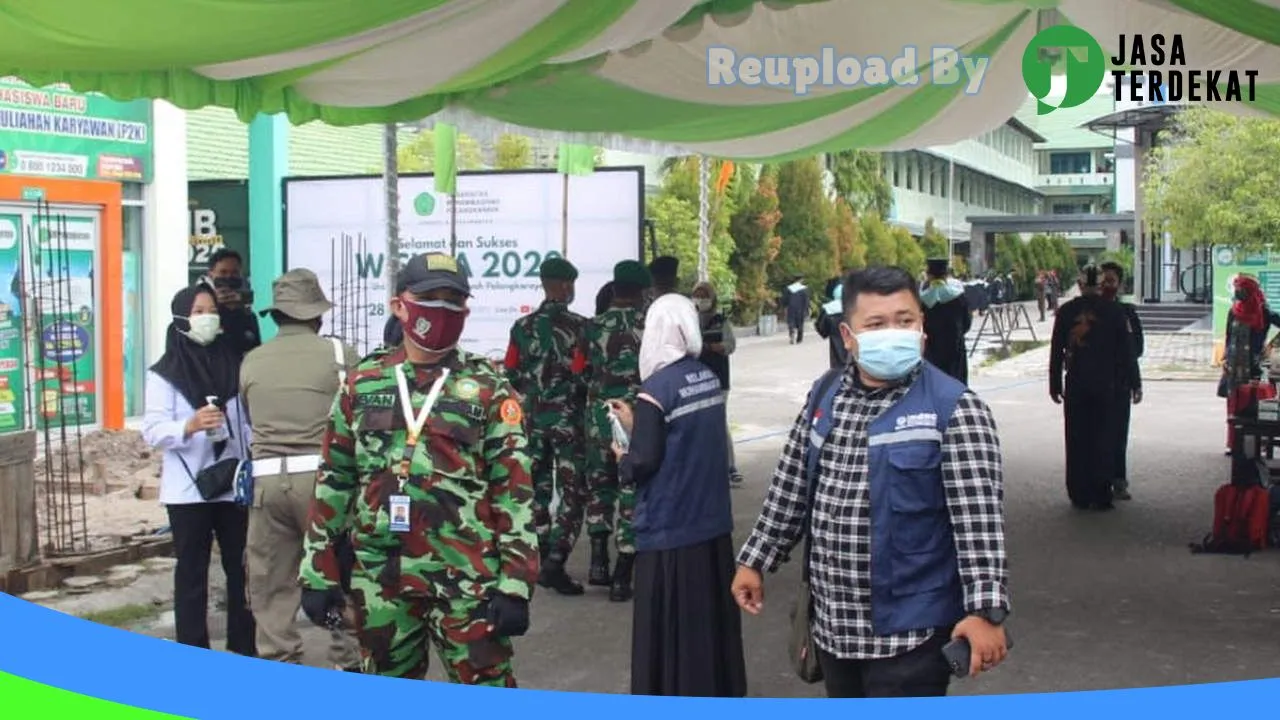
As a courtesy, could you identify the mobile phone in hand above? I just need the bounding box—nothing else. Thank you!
[941,630,1014,678]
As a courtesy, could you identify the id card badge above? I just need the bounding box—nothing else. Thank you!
[388,495,412,533]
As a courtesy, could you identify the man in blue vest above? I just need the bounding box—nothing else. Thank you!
[732,266,1010,698]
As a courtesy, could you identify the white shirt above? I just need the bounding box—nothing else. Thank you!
[142,370,251,506]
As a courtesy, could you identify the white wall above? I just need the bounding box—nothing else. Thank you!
[145,101,190,364]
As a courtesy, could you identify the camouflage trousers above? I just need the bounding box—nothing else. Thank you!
[348,571,517,686]
[583,405,635,554]
[529,423,586,557]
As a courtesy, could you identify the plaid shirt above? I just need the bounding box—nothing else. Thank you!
[737,364,1009,660]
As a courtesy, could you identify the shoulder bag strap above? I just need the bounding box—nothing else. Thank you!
[330,337,347,388]
[800,368,842,583]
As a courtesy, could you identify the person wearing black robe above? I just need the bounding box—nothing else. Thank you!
[920,258,972,385]
[1099,261,1144,500]
[784,275,810,344]
[1048,265,1141,510]
[813,279,850,369]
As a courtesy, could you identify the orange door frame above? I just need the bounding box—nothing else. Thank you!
[0,176,123,430]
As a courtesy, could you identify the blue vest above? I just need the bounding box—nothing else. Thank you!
[634,357,733,553]
[805,362,967,636]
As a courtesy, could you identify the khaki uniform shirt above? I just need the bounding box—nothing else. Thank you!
[240,324,359,458]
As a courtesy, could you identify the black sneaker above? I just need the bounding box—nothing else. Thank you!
[730,472,744,486]
[1114,489,1132,501]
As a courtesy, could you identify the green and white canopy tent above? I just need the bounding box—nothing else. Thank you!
[5,0,1280,157]
[4,0,1280,274]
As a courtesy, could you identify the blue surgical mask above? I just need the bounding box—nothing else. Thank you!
[851,328,923,380]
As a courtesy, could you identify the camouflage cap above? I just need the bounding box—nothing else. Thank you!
[540,256,578,282]
[613,260,651,288]
[259,268,332,320]
[396,252,471,296]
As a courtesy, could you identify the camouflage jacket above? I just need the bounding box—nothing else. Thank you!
[298,346,538,601]
[582,306,645,404]
[503,300,588,426]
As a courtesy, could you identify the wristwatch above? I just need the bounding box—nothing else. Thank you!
[974,607,1008,625]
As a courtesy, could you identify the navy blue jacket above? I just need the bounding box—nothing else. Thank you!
[625,356,733,553]
[806,362,967,635]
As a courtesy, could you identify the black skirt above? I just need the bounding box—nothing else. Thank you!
[630,533,748,697]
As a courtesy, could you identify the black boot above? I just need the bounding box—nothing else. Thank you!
[609,552,635,602]
[538,551,585,596]
[588,536,611,587]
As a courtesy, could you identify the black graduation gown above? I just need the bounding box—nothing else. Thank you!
[1113,302,1144,487]
[923,294,971,385]
[1049,296,1140,508]
[786,288,810,331]
[814,309,850,369]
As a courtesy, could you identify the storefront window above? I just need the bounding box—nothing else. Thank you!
[122,203,145,418]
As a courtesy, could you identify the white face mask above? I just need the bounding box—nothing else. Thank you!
[180,313,222,346]
[694,297,712,313]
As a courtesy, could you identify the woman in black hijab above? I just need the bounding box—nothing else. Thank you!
[142,284,256,656]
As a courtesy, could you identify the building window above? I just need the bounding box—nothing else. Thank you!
[1052,201,1092,214]
[1049,152,1092,174]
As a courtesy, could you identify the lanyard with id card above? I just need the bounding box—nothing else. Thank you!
[390,365,450,533]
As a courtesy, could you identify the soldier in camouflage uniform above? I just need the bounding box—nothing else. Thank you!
[298,253,537,686]
[582,260,650,602]
[503,257,589,596]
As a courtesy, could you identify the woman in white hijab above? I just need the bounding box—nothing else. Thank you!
[608,294,747,697]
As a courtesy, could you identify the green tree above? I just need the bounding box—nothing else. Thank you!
[894,226,926,278]
[393,128,484,172]
[920,218,949,260]
[772,157,837,289]
[494,133,532,169]
[828,150,894,218]
[827,198,866,271]
[1145,106,1280,251]
[654,158,738,298]
[728,171,783,323]
[861,213,898,267]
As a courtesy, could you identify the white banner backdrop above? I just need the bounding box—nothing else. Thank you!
[283,168,644,360]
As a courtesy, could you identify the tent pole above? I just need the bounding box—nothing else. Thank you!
[561,173,570,257]
[383,123,401,300]
[698,155,709,282]
[948,157,955,261]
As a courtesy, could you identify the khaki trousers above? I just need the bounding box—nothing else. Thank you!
[247,469,361,668]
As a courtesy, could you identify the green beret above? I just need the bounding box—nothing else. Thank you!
[613,260,651,287]
[540,257,578,281]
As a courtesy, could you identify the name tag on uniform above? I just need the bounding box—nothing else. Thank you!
[358,392,397,409]
[388,495,411,533]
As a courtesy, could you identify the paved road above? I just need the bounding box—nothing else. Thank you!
[142,331,1280,696]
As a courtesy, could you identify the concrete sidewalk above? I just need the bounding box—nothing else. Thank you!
[46,327,1268,697]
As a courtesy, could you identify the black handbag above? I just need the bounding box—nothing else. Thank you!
[177,402,248,501]
[184,456,244,501]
